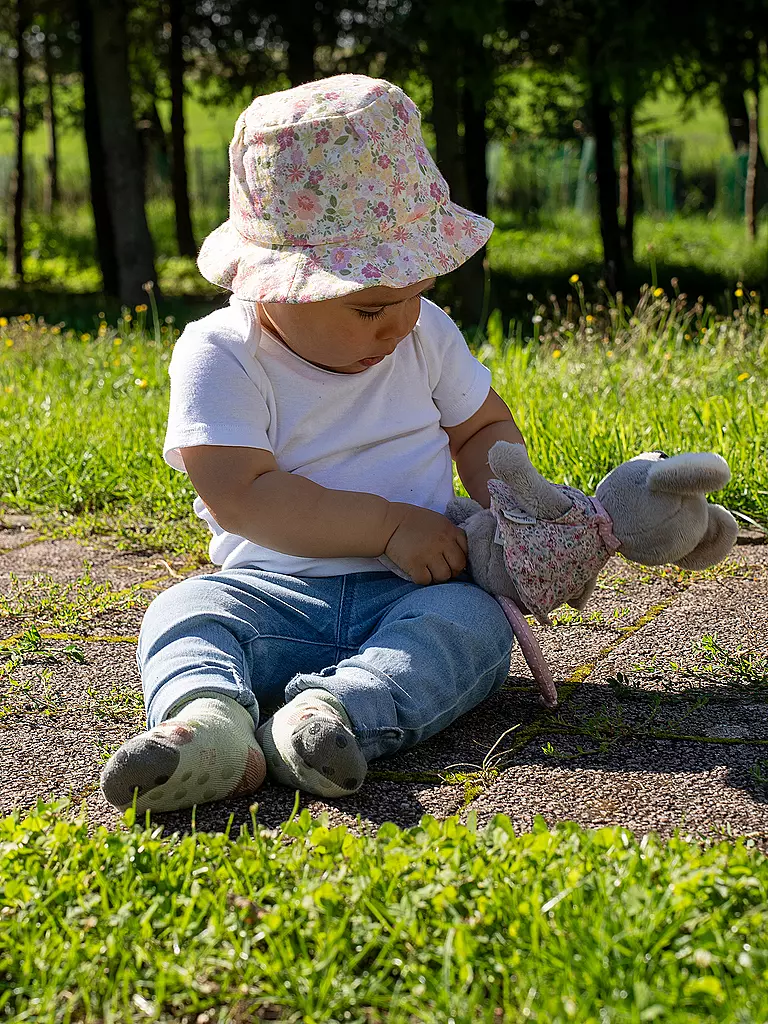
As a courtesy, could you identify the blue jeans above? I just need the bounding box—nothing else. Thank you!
[137,569,514,762]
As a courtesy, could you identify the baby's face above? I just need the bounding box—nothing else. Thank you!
[259,277,436,373]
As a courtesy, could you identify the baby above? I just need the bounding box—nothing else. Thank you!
[101,74,525,815]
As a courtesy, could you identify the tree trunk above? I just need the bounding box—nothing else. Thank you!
[169,0,196,258]
[88,0,159,306]
[589,70,625,295]
[620,94,635,264]
[425,54,466,207]
[9,0,27,284]
[457,50,492,332]
[282,1,316,86]
[43,29,59,214]
[78,0,119,297]
[746,89,759,240]
[719,78,768,210]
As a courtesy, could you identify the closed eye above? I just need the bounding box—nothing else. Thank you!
[355,307,386,320]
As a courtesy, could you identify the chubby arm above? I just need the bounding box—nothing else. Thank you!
[445,388,525,508]
[180,445,468,584]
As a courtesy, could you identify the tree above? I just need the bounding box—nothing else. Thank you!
[168,0,196,258]
[8,0,27,284]
[87,0,158,304]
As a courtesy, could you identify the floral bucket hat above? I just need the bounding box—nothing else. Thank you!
[197,74,494,303]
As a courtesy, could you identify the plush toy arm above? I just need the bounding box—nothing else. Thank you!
[488,442,573,519]
[445,496,484,526]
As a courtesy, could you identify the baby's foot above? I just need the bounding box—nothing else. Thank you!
[257,688,366,798]
[100,695,266,814]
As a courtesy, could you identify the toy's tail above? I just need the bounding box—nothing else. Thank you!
[496,595,558,708]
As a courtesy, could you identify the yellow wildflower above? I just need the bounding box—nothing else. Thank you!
[606,350,614,358]
[113,338,122,346]
[735,288,743,298]
[737,372,750,382]
[113,358,121,367]
[5,338,13,348]
[4,385,13,393]
[585,315,594,323]
[0,317,7,327]
[552,349,562,358]
[51,326,60,335]
[135,378,148,388]
[80,333,91,342]
[135,303,148,313]
[653,287,664,297]
[569,274,579,284]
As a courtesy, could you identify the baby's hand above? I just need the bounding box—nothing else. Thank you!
[383,504,468,585]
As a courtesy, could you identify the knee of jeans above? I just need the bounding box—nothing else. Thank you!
[138,575,219,652]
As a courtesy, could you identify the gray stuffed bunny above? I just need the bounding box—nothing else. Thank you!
[383,442,738,708]
[445,442,739,707]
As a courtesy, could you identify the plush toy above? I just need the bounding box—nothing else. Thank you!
[382,443,738,708]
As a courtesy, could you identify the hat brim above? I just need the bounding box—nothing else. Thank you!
[196,202,494,303]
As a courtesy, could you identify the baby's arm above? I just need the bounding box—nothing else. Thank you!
[181,445,468,585]
[446,388,525,508]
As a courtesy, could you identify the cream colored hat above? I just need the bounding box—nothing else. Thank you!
[197,74,493,302]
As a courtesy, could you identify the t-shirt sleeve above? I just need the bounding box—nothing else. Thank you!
[163,329,273,472]
[415,298,492,427]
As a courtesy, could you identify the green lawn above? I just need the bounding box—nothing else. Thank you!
[1,799,766,1023]
[1,283,766,562]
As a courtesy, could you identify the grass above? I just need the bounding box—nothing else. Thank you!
[1,280,766,569]
[0,799,766,1023]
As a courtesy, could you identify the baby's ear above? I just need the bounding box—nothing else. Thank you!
[648,453,731,496]
[674,504,739,569]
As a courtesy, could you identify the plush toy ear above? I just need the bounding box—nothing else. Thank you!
[648,453,731,496]
[487,441,573,518]
[674,504,739,569]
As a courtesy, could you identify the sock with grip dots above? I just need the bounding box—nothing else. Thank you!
[100,695,266,814]
[257,688,367,798]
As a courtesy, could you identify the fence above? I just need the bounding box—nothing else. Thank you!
[0,136,760,220]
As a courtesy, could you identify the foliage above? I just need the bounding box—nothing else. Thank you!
[1,799,766,1023]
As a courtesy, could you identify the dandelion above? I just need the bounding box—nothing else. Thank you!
[586,315,594,323]
[113,338,122,346]
[0,317,6,327]
[653,287,664,297]
[112,358,121,367]
[735,289,743,298]
[5,338,13,348]
[552,349,562,358]
[737,372,750,382]
[569,274,579,284]
[80,333,91,342]
[135,378,148,388]
[51,326,61,335]
[606,350,614,358]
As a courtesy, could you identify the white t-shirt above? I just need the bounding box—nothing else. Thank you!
[164,295,491,575]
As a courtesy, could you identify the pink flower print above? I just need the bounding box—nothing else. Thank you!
[462,218,479,237]
[440,214,456,239]
[362,263,382,279]
[374,202,389,218]
[332,248,351,269]
[327,173,342,189]
[323,91,340,100]
[415,145,428,165]
[307,169,324,185]
[390,176,406,197]
[286,162,305,183]
[377,153,391,169]
[394,101,410,124]
[315,127,330,144]
[437,252,452,270]
[354,197,368,214]
[429,182,444,202]
[376,244,394,260]
[277,127,296,151]
[393,226,408,242]
[396,158,409,175]
[287,190,323,221]
[305,252,323,270]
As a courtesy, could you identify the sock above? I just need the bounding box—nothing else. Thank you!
[257,688,367,798]
[100,694,266,814]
